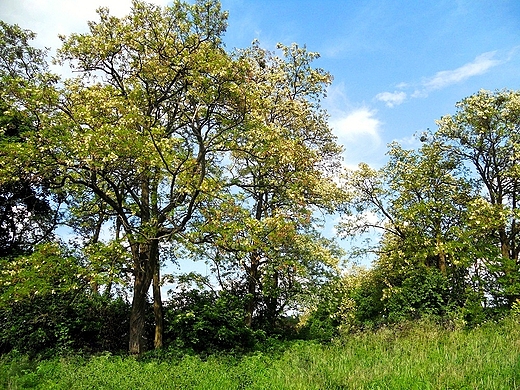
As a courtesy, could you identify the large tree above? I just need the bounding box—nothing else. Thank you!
[0,21,59,258]
[4,0,249,354]
[184,42,345,328]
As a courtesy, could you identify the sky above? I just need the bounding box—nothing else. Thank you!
[3,0,520,270]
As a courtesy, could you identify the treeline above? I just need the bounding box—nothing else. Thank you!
[0,0,519,357]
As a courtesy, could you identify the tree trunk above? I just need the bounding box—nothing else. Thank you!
[437,236,447,276]
[152,249,163,349]
[129,267,151,354]
[245,251,260,327]
[265,269,279,328]
[128,242,155,355]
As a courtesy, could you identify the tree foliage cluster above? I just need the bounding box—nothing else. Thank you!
[0,0,343,355]
[311,89,520,334]
[1,1,519,357]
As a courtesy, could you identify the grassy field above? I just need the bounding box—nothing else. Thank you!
[1,316,519,389]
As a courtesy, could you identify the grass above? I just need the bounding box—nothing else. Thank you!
[1,316,519,389]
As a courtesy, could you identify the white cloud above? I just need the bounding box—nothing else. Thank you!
[375,91,407,107]
[376,50,504,105]
[323,84,386,168]
[2,0,169,51]
[423,51,501,91]
[330,107,384,169]
[331,107,381,141]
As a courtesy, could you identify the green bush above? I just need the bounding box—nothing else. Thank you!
[0,292,130,356]
[164,289,264,353]
[382,266,451,322]
[303,265,493,338]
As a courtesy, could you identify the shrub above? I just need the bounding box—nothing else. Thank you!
[164,289,263,353]
[0,292,130,356]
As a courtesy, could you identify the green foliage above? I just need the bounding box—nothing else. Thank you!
[436,89,520,306]
[4,0,520,360]
[0,21,58,259]
[338,100,520,327]
[0,242,134,356]
[305,263,491,334]
[185,39,345,330]
[1,317,519,389]
[0,243,86,305]
[164,289,263,353]
[381,266,451,322]
[45,0,250,353]
[0,292,130,356]
[0,2,346,354]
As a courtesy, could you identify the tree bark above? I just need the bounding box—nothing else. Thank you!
[152,249,163,349]
[265,269,279,328]
[128,242,155,355]
[245,251,260,327]
[128,270,151,354]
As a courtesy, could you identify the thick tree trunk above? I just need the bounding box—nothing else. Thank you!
[129,265,151,354]
[128,241,156,355]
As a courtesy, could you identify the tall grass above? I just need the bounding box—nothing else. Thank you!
[2,316,519,389]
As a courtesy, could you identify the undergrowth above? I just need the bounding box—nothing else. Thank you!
[1,316,519,389]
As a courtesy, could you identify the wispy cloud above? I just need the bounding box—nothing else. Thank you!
[375,91,407,107]
[376,50,504,106]
[422,51,501,91]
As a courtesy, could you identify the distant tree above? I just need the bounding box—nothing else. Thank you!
[337,90,520,325]
[436,89,520,306]
[339,138,480,321]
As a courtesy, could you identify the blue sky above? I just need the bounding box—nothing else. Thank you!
[221,0,520,168]
[4,0,520,168]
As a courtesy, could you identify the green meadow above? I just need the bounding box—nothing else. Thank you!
[2,317,519,390]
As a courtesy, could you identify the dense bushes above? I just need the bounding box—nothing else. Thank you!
[302,264,511,338]
[0,267,514,358]
[0,288,268,357]
[0,293,130,356]
[163,289,264,353]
